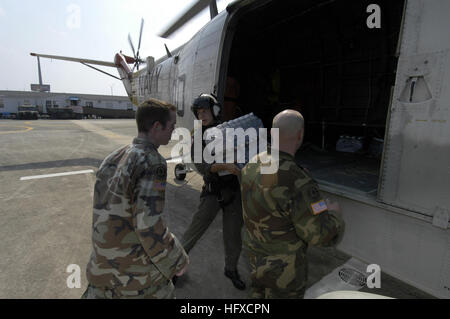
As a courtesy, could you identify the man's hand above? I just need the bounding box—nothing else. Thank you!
[211,163,241,177]
[176,258,189,277]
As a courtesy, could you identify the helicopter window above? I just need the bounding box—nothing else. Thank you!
[225,0,405,196]
[176,74,186,117]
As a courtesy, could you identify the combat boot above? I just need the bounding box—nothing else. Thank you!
[224,269,246,290]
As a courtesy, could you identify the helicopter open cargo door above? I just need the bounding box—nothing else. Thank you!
[221,0,405,197]
[378,0,450,224]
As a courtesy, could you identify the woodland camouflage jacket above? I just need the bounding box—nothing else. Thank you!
[86,137,188,295]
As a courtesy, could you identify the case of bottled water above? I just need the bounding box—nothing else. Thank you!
[205,113,264,174]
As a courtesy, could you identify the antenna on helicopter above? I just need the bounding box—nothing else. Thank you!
[128,18,146,71]
[164,44,173,58]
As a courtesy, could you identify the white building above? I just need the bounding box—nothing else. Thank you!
[0,90,135,116]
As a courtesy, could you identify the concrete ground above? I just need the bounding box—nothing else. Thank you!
[0,119,435,299]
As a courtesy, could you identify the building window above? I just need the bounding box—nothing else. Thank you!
[127,103,133,110]
[0,99,4,108]
[106,103,113,107]
[46,100,52,107]
[53,101,59,108]
[24,100,30,105]
[86,102,93,107]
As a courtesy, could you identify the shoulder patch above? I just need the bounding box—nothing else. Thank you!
[153,164,167,179]
[311,200,328,215]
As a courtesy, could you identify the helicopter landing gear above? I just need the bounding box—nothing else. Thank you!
[174,163,187,181]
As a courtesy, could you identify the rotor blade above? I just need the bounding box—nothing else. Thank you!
[137,18,144,57]
[128,34,136,58]
[30,52,116,67]
[123,55,144,65]
[159,0,210,38]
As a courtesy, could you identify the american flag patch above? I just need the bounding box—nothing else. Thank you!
[311,200,328,215]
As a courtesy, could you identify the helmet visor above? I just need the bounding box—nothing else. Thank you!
[192,98,212,110]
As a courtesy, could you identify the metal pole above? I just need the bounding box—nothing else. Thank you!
[37,57,43,85]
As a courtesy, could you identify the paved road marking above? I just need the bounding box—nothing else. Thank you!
[24,121,74,127]
[70,120,132,144]
[0,125,33,134]
[20,169,94,181]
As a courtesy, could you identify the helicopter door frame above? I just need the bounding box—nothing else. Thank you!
[378,0,450,221]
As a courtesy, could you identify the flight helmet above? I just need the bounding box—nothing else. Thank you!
[191,93,221,120]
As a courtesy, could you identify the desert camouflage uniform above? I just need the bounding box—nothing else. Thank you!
[240,150,345,299]
[83,137,189,299]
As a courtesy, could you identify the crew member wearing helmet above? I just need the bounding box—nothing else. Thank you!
[177,93,246,290]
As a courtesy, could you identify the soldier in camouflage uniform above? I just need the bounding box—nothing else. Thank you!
[240,110,345,299]
[83,98,189,299]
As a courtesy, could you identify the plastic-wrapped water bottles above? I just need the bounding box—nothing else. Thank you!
[336,135,364,153]
[206,113,264,171]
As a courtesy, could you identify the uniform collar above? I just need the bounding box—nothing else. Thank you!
[133,137,157,149]
[272,149,294,161]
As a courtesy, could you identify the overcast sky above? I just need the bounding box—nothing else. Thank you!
[0,0,235,96]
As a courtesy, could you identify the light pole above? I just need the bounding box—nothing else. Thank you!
[109,83,115,96]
